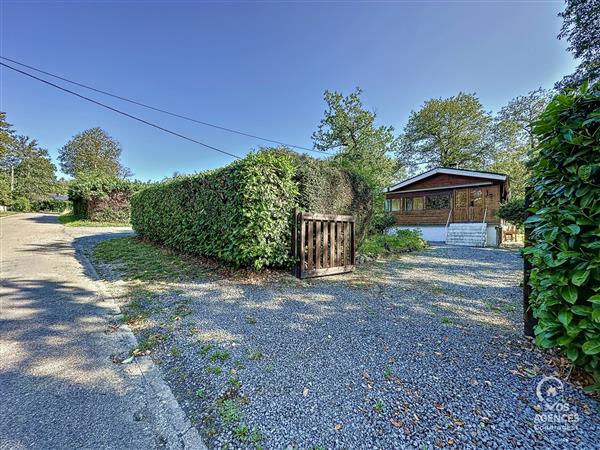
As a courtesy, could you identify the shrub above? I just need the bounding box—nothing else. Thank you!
[359,229,427,257]
[262,148,375,243]
[132,152,298,270]
[13,196,31,212]
[498,198,527,228]
[32,198,70,213]
[523,81,600,387]
[68,174,146,222]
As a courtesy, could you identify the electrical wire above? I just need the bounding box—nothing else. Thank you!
[0,56,321,153]
[0,61,243,160]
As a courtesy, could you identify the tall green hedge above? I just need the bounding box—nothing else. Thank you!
[262,148,375,242]
[524,81,600,387]
[131,152,298,270]
[131,150,374,270]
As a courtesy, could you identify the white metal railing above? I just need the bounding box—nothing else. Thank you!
[481,207,488,246]
[445,208,453,240]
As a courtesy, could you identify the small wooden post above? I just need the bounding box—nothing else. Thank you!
[291,208,298,277]
[523,190,536,337]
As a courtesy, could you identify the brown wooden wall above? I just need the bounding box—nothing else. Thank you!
[386,184,502,225]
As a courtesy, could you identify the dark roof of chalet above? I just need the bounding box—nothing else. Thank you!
[386,167,508,192]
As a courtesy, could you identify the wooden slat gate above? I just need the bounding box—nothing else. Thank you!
[292,210,355,279]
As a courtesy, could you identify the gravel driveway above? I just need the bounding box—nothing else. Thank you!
[89,243,599,450]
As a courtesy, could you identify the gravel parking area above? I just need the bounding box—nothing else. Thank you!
[89,243,599,450]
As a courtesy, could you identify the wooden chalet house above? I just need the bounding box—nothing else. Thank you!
[384,168,510,246]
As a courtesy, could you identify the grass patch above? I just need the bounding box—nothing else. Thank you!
[92,236,209,281]
[59,213,129,227]
[0,211,19,217]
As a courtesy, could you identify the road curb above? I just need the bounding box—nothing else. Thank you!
[72,235,207,450]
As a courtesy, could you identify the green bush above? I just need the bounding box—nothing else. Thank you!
[262,148,375,243]
[523,81,600,388]
[131,152,298,270]
[68,174,146,221]
[13,196,31,212]
[32,198,70,213]
[359,229,427,257]
[498,198,526,228]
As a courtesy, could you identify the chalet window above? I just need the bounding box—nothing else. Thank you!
[425,194,450,209]
[413,197,424,210]
[391,199,401,211]
[384,199,391,211]
[403,197,423,211]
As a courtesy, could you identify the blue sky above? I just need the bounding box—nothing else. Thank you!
[1,1,576,180]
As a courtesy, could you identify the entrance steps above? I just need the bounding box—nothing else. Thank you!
[446,223,487,247]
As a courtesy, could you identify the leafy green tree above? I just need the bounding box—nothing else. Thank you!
[59,127,131,178]
[488,89,551,198]
[557,0,600,89]
[14,155,57,201]
[1,135,57,201]
[0,173,11,205]
[399,93,493,171]
[0,112,15,161]
[312,88,402,191]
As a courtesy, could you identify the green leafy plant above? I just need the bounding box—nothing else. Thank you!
[523,81,600,388]
[31,198,70,213]
[359,229,427,257]
[498,198,527,228]
[13,196,31,212]
[68,173,148,222]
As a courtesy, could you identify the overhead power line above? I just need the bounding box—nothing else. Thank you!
[0,56,321,153]
[0,61,242,160]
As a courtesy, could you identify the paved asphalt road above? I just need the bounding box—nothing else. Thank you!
[0,213,204,450]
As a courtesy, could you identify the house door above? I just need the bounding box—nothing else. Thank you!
[470,188,484,221]
[453,188,485,222]
[453,189,469,222]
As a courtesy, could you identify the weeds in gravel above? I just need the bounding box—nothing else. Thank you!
[245,315,258,324]
[374,400,384,413]
[248,349,264,360]
[210,350,231,363]
[207,366,223,375]
[171,346,182,357]
[133,333,166,354]
[440,316,452,324]
[195,388,205,398]
[383,367,394,380]
[217,399,242,424]
[227,377,242,390]
[233,424,263,444]
[169,304,193,322]
[234,360,247,370]
[198,343,213,355]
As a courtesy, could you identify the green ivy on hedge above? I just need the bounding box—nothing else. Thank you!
[131,152,299,270]
[524,81,600,387]
[271,149,374,242]
[68,174,147,220]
